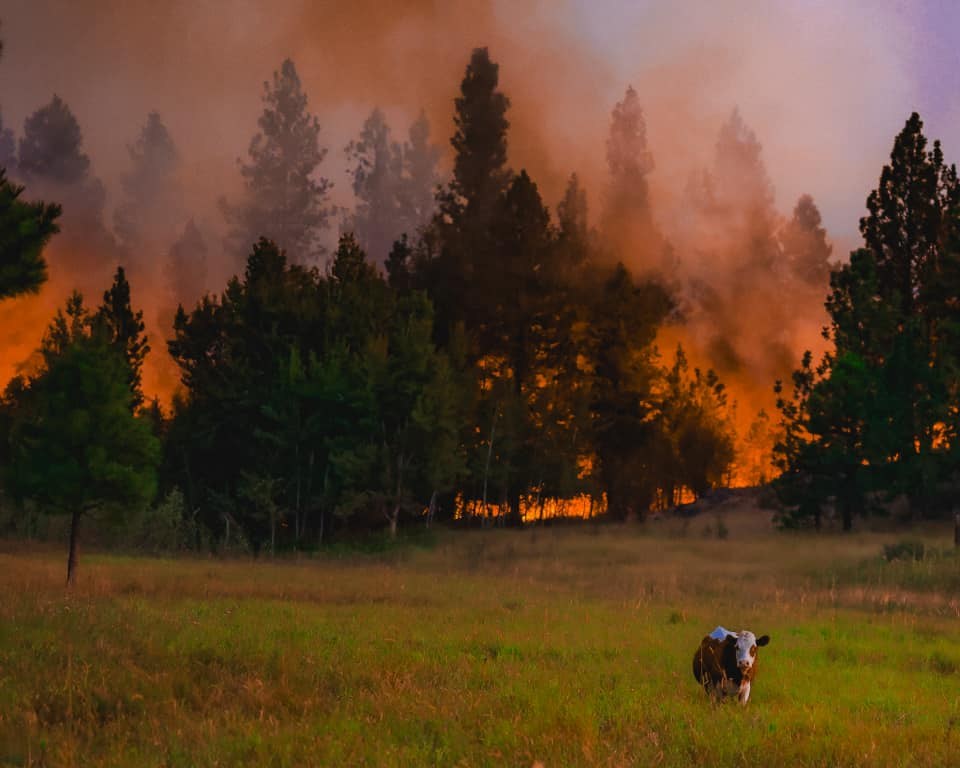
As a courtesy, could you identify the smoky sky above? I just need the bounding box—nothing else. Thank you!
[3,0,956,248]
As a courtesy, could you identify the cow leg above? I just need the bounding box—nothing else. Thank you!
[738,680,751,705]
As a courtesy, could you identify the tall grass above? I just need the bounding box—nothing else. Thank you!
[1,514,958,766]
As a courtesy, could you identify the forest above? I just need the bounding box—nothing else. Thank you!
[2,39,959,582]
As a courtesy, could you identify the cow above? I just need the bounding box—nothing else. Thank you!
[692,626,770,704]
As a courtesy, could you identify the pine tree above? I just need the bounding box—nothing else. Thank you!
[18,95,91,184]
[345,108,403,263]
[385,234,413,293]
[6,292,160,584]
[600,86,660,270]
[587,264,672,519]
[419,47,511,339]
[0,169,60,300]
[94,266,150,410]
[713,108,774,210]
[165,218,207,310]
[15,95,116,290]
[222,59,333,264]
[401,110,441,235]
[780,194,833,286]
[852,113,959,511]
[776,113,960,525]
[556,172,591,280]
[449,47,511,219]
[0,110,15,172]
[114,111,179,251]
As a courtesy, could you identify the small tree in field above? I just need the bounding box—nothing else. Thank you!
[5,293,160,585]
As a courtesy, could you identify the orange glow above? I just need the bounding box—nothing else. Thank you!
[0,254,180,410]
[454,492,605,523]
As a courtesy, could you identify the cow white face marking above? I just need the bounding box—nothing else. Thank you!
[735,631,759,670]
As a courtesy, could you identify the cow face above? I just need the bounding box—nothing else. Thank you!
[734,631,770,672]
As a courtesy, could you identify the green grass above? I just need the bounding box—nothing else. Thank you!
[1,514,960,766]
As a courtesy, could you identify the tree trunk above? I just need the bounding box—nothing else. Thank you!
[301,450,315,542]
[66,507,81,587]
[426,490,438,529]
[294,442,302,541]
[318,462,329,548]
[482,407,498,522]
[270,506,276,558]
[388,453,404,538]
[388,505,399,538]
[841,499,852,532]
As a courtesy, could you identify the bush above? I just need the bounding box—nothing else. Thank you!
[126,488,199,553]
[882,539,925,562]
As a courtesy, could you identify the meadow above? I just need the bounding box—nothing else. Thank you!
[1,506,959,767]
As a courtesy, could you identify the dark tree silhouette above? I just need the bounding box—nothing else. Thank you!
[94,267,150,410]
[0,111,15,173]
[5,292,160,585]
[0,169,60,300]
[449,47,511,218]
[780,194,833,286]
[17,95,91,184]
[776,113,960,527]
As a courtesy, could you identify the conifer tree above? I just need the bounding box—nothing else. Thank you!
[6,292,160,584]
[401,110,442,235]
[556,172,591,280]
[776,113,960,525]
[114,111,179,251]
[17,95,90,184]
[420,47,511,338]
[0,111,15,172]
[0,169,60,300]
[15,95,116,289]
[222,59,332,264]
[345,108,403,263]
[448,47,511,219]
[780,194,833,286]
[94,266,150,410]
[601,86,660,270]
[165,218,207,310]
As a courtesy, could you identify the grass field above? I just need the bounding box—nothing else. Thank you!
[1,507,960,767]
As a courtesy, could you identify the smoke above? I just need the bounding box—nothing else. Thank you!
[0,0,938,456]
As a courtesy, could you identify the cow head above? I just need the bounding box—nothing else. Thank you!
[733,631,769,673]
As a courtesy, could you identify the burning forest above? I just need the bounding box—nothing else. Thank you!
[2,1,960,558]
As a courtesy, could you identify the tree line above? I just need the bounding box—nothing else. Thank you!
[775,113,960,530]
[5,43,944,583]
[1,48,745,581]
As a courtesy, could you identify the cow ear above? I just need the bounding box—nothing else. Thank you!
[756,635,770,646]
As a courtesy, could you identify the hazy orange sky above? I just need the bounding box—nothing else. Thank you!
[2,0,957,250]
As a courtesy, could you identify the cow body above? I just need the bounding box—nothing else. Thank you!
[692,626,770,704]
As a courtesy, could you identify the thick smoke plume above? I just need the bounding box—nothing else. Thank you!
[0,1,931,478]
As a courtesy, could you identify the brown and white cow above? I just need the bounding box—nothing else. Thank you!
[692,626,770,704]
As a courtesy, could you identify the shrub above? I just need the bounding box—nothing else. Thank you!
[882,539,925,562]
